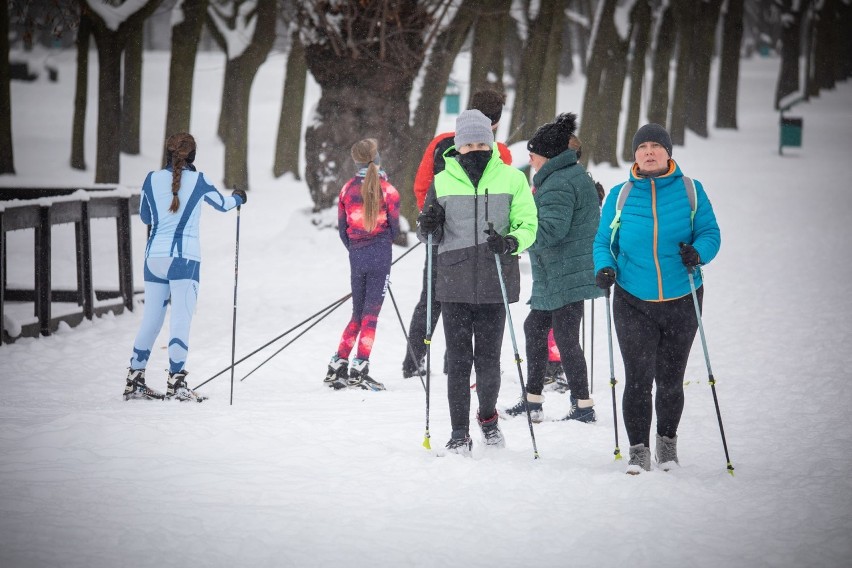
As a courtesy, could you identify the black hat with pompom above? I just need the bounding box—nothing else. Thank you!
[527,113,578,159]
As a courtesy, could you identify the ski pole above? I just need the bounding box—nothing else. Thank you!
[487,218,539,458]
[192,293,352,390]
[192,242,422,391]
[385,282,427,392]
[687,267,734,475]
[590,299,595,394]
[422,232,433,450]
[239,294,351,382]
[229,205,241,406]
[604,290,622,460]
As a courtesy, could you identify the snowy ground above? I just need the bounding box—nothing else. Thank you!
[1,48,851,568]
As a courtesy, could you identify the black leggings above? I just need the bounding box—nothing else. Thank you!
[524,301,588,399]
[441,302,506,437]
[613,285,702,447]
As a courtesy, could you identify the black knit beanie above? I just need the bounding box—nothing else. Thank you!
[527,113,578,159]
[632,123,673,157]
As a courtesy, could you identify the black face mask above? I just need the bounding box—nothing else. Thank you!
[456,149,492,188]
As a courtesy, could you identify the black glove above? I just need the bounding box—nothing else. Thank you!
[485,229,518,255]
[232,188,247,205]
[418,204,444,234]
[679,242,701,268]
[596,267,616,290]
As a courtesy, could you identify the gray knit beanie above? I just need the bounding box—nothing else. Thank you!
[632,123,673,157]
[454,110,494,148]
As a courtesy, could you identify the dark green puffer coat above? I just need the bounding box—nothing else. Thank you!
[528,148,603,310]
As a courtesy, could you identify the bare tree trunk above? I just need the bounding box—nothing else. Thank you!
[398,2,477,224]
[774,0,804,109]
[621,0,652,163]
[467,0,511,101]
[579,0,627,167]
[163,0,208,165]
[812,0,838,91]
[0,1,15,175]
[669,0,697,146]
[121,22,143,155]
[647,4,675,126]
[717,0,744,127]
[534,2,565,128]
[71,12,91,171]
[509,0,564,144]
[685,0,723,138]
[273,29,307,180]
[84,0,164,184]
[219,0,276,191]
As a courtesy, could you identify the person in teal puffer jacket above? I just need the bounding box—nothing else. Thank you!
[499,113,603,425]
[593,123,721,474]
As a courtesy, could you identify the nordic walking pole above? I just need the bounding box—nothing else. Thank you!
[686,264,734,475]
[385,282,427,392]
[590,299,595,394]
[229,204,241,406]
[485,188,539,458]
[423,231,434,450]
[239,295,350,382]
[604,290,622,460]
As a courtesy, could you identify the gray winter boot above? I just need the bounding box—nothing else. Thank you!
[626,443,651,475]
[655,434,679,471]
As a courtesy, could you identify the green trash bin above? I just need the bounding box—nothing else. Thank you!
[444,80,460,115]
[779,116,802,154]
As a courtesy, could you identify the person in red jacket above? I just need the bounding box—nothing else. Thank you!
[402,89,513,379]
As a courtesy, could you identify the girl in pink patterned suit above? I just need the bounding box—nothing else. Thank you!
[323,138,400,391]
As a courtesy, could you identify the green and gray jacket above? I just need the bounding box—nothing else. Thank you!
[417,145,538,304]
[528,148,602,310]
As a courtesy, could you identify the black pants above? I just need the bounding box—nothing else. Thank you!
[441,302,506,437]
[524,301,588,398]
[403,245,441,373]
[613,284,702,447]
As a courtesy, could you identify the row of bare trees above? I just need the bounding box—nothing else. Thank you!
[1,0,850,229]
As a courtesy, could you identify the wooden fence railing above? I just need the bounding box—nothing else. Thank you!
[1,187,141,344]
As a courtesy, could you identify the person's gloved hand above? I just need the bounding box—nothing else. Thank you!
[418,204,444,234]
[679,242,701,268]
[485,229,518,255]
[232,188,247,205]
[596,267,616,290]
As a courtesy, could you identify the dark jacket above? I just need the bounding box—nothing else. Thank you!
[528,149,603,310]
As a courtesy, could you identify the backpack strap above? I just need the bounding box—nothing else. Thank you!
[683,176,697,230]
[608,177,698,246]
[608,181,633,247]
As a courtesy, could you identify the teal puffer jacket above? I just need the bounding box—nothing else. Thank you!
[528,149,603,310]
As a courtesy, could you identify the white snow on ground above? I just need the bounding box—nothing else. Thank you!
[1,49,851,567]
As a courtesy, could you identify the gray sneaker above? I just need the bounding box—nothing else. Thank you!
[626,443,651,475]
[656,434,679,471]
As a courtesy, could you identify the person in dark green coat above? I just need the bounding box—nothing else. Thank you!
[501,113,603,423]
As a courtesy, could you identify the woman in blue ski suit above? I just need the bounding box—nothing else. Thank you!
[593,123,720,474]
[123,132,245,402]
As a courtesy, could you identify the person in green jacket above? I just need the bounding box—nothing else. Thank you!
[417,109,538,455]
[501,113,603,423]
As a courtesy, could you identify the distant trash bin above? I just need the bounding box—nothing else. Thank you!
[779,116,802,154]
[444,80,460,115]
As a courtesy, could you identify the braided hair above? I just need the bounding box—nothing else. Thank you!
[164,132,197,213]
[351,138,382,232]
